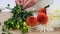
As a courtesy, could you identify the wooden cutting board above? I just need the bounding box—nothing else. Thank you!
[0,12,60,34]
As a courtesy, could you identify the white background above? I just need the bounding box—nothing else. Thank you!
[0,0,53,10]
[0,0,60,12]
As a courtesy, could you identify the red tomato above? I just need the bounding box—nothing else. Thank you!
[37,13,48,24]
[26,16,37,26]
[38,8,46,14]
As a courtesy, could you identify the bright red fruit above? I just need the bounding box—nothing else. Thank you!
[26,16,37,26]
[39,8,46,14]
[37,13,48,24]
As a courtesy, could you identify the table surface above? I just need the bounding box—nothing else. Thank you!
[0,12,60,34]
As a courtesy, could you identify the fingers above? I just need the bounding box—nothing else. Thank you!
[15,0,21,5]
[23,0,36,9]
[24,0,28,4]
[15,0,37,9]
[15,0,25,5]
[20,0,24,4]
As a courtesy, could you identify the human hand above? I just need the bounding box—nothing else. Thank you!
[15,0,36,9]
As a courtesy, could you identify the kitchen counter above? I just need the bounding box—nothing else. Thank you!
[0,12,60,34]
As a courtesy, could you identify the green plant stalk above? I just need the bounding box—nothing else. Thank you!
[2,4,33,34]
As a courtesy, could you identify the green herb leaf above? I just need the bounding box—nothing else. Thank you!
[8,32,12,34]
[2,32,6,34]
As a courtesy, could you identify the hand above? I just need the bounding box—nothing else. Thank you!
[15,0,36,9]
